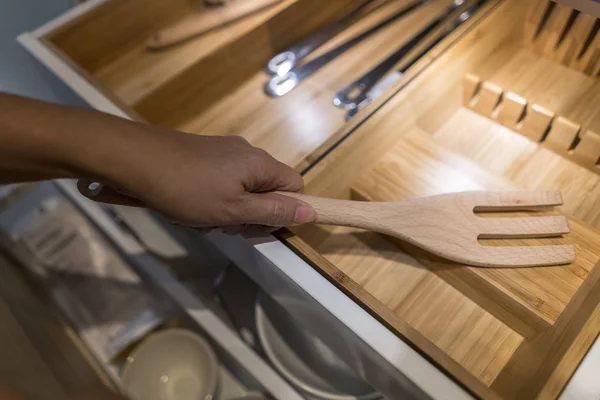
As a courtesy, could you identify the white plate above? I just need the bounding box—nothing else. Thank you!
[122,329,219,400]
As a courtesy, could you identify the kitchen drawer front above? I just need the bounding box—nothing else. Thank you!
[21,0,496,172]
[289,0,600,398]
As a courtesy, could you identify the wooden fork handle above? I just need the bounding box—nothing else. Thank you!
[276,191,403,232]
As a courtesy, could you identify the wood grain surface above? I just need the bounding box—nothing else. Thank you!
[47,0,495,169]
[434,108,600,229]
[147,0,285,50]
[460,73,600,176]
[286,0,600,397]
[293,130,600,398]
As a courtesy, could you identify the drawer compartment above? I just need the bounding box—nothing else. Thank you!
[34,0,491,169]
[285,0,600,398]
[24,0,600,397]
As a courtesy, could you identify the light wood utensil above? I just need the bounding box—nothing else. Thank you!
[147,0,283,50]
[278,190,574,268]
[78,180,574,268]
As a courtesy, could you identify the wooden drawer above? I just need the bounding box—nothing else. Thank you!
[30,0,494,171]
[284,0,600,398]
[22,0,600,398]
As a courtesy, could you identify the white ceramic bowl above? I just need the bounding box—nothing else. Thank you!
[255,292,380,400]
[122,329,219,400]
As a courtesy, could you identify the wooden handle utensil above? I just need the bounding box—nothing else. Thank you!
[277,190,575,268]
[77,180,574,268]
[148,0,283,50]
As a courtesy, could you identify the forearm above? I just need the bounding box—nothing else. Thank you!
[0,92,139,185]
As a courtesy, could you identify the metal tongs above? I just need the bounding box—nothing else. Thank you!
[338,0,489,119]
[264,0,430,97]
[266,0,387,76]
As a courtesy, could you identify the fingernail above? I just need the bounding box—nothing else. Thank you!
[294,205,315,224]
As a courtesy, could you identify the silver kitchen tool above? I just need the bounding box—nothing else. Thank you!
[344,0,489,120]
[333,0,466,111]
[264,0,430,97]
[266,0,386,76]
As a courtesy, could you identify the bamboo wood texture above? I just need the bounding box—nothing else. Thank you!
[279,1,600,396]
[461,74,600,174]
[46,0,490,169]
[147,0,284,50]
[292,131,600,398]
[434,108,600,229]
[525,0,600,75]
[280,190,573,268]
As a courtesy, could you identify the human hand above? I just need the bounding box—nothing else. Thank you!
[81,127,315,234]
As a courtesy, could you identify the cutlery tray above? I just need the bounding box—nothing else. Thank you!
[31,0,491,169]
[284,0,600,398]
[24,0,600,398]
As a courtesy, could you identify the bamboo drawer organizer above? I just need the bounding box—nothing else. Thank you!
[36,0,600,398]
[42,0,489,170]
[281,0,600,398]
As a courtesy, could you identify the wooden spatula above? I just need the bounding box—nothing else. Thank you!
[147,0,283,50]
[77,181,574,268]
[278,190,575,268]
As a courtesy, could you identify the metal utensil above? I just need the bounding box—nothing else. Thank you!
[345,0,488,120]
[333,0,465,110]
[264,0,429,97]
[266,0,386,76]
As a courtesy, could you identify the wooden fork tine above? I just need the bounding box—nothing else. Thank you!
[475,244,576,267]
[471,190,563,210]
[477,216,570,238]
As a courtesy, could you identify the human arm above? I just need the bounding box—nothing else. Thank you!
[0,92,315,231]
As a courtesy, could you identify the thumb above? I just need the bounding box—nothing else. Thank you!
[239,193,315,227]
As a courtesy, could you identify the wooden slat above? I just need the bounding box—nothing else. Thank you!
[470,81,503,117]
[458,74,600,175]
[534,3,574,58]
[519,103,555,142]
[572,129,600,167]
[495,91,527,127]
[462,73,481,106]
[562,13,597,66]
[544,115,580,153]
[524,0,552,47]
[572,21,600,73]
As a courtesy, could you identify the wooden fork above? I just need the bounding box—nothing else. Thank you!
[278,190,575,268]
[78,181,574,268]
